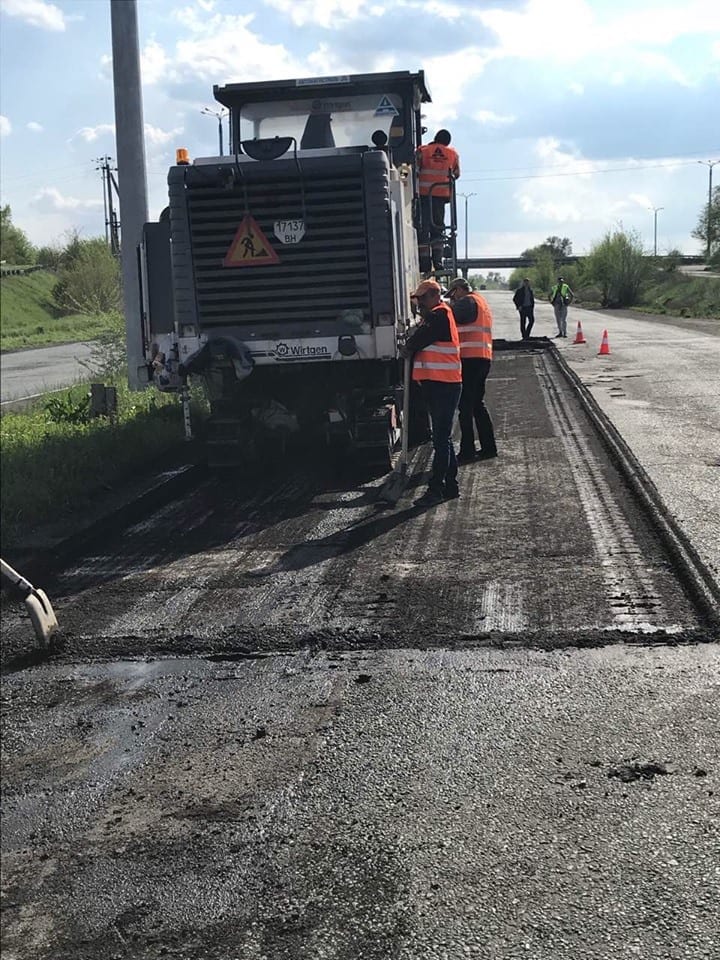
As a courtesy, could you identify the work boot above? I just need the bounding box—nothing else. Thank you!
[413,487,444,508]
[443,482,460,500]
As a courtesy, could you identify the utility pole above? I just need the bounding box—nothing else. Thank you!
[649,206,664,257]
[698,160,719,260]
[107,167,121,256]
[456,192,476,272]
[201,107,228,155]
[96,157,109,244]
[95,156,118,249]
[110,0,149,390]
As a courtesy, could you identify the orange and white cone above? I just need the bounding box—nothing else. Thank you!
[573,320,586,344]
[598,329,611,356]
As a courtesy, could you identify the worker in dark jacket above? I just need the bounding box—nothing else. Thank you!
[512,277,535,340]
[401,279,463,506]
[446,277,497,463]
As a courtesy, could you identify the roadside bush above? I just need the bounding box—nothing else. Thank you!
[584,228,649,307]
[44,393,91,424]
[53,238,121,316]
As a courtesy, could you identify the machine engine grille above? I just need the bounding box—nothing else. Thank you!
[186,168,371,329]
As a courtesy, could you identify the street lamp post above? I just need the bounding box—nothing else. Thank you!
[456,192,477,268]
[649,206,664,257]
[202,107,228,155]
[698,160,719,260]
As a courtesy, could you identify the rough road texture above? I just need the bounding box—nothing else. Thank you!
[0,349,709,670]
[2,647,719,959]
[2,298,719,959]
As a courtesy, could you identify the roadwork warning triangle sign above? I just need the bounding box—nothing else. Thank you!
[223,215,280,267]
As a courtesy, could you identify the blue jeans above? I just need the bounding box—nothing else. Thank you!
[420,380,462,492]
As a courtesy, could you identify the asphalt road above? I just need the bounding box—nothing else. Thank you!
[0,341,98,404]
[1,292,718,959]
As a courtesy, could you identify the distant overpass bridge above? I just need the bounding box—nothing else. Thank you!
[455,255,706,274]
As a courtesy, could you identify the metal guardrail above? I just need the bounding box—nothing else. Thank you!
[456,254,707,271]
[0,265,48,277]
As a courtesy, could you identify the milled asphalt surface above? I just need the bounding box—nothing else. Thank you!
[1,292,719,959]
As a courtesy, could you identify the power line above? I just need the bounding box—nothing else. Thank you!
[461,159,708,183]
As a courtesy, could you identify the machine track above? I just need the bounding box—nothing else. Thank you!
[2,345,717,668]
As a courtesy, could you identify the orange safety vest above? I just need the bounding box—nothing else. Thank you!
[416,143,460,198]
[412,302,462,383]
[457,293,493,361]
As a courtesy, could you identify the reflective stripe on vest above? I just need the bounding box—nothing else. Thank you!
[458,293,493,360]
[412,303,462,383]
[417,143,460,198]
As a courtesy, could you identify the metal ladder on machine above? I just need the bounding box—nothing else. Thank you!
[420,176,458,287]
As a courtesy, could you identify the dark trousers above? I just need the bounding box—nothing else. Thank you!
[420,379,462,492]
[519,307,535,339]
[459,358,497,457]
[420,195,448,270]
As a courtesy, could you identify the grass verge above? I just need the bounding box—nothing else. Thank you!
[0,379,194,550]
[1,270,117,350]
[636,273,720,318]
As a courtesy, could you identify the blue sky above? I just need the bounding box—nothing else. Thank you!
[1,0,719,259]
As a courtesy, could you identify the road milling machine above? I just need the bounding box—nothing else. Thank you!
[139,70,458,468]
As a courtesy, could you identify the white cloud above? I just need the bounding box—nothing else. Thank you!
[473,0,720,78]
[568,81,584,95]
[0,0,66,31]
[629,193,655,210]
[141,39,170,86]
[421,49,489,126]
[475,109,515,126]
[0,115,11,137]
[144,123,184,146]
[74,123,115,143]
[148,10,305,86]
[260,0,374,28]
[27,121,43,132]
[31,187,102,213]
[503,138,694,253]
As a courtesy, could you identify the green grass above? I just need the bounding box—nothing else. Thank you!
[636,273,720,319]
[0,270,117,350]
[0,380,190,549]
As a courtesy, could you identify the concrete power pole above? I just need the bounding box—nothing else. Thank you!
[110,0,149,390]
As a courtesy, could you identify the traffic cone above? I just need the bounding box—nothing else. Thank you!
[572,320,586,344]
[598,329,611,356]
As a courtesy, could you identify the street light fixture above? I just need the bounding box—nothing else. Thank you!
[201,107,229,155]
[697,160,719,260]
[456,192,477,268]
[649,206,664,257]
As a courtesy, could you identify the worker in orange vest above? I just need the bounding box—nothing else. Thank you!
[446,277,497,463]
[401,279,463,507]
[416,130,460,274]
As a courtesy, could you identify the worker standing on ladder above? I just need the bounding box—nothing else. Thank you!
[416,130,460,275]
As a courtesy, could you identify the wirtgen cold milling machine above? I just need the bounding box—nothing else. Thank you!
[139,70,457,468]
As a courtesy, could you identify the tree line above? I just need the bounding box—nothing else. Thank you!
[506,189,719,307]
[1,206,121,316]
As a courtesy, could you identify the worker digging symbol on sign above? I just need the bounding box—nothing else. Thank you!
[223,215,280,267]
[416,130,460,274]
[241,231,260,259]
